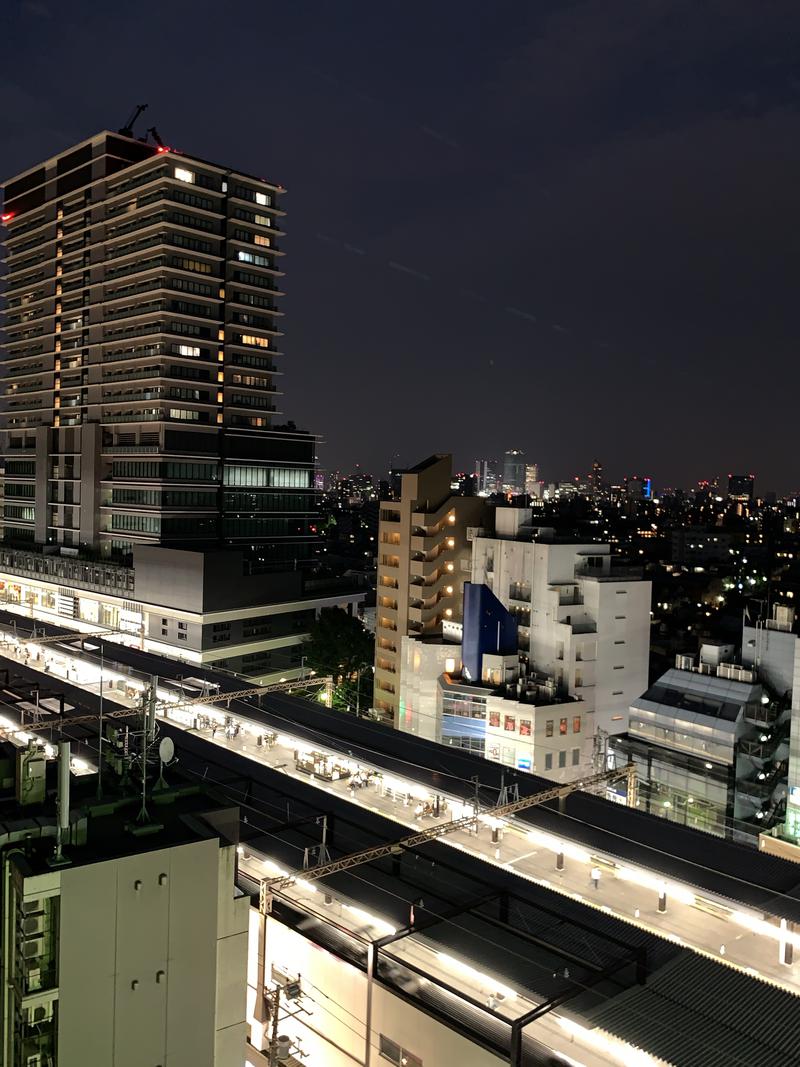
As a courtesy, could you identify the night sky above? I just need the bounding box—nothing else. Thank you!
[3,1,799,491]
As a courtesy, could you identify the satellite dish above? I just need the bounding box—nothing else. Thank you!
[158,737,175,764]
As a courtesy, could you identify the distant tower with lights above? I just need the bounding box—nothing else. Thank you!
[502,449,526,494]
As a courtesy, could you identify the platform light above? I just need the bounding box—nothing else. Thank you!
[344,904,395,935]
[437,952,516,1000]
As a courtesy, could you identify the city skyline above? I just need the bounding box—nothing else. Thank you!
[2,2,799,489]
[2,8,800,1063]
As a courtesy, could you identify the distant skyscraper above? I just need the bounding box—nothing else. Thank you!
[728,473,755,501]
[524,463,540,495]
[624,475,652,500]
[502,449,526,494]
[474,458,498,495]
[589,461,604,496]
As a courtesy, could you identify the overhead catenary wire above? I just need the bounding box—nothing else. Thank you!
[4,681,785,1066]
[5,642,800,920]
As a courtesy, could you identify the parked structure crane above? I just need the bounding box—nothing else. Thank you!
[118,103,148,138]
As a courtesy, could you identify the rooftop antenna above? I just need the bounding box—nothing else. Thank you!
[154,735,174,793]
[50,741,72,867]
[137,675,159,823]
[118,103,148,139]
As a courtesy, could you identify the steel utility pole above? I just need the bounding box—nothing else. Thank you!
[268,984,281,1067]
[97,645,104,800]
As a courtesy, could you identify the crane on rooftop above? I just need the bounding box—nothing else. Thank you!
[146,126,166,149]
[118,103,148,139]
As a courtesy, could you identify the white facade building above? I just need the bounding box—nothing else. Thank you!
[2,794,249,1066]
[471,512,651,749]
[398,634,461,740]
[742,605,800,833]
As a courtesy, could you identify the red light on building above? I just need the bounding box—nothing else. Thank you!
[1,212,14,223]
[156,145,170,154]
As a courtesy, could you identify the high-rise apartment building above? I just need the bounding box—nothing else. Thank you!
[0,130,362,679]
[373,455,486,722]
[1,130,316,568]
[502,448,525,494]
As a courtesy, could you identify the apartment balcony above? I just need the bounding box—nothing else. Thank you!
[743,703,778,727]
[558,592,584,606]
[102,343,167,363]
[410,535,436,553]
[411,498,457,526]
[739,738,775,760]
[737,776,773,800]
[413,569,455,602]
[104,299,167,322]
[4,381,51,395]
[410,555,452,580]
[575,561,644,581]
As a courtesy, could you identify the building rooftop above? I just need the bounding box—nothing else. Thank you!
[9,783,239,878]
[634,667,762,725]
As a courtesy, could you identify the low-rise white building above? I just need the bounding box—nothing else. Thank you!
[399,636,587,779]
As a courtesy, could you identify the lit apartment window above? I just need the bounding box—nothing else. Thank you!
[559,718,568,735]
[255,191,269,206]
[174,167,195,184]
[254,234,271,247]
[174,344,200,357]
[240,334,269,348]
[236,250,271,267]
[254,213,272,227]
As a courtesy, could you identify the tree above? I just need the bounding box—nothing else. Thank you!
[305,608,374,712]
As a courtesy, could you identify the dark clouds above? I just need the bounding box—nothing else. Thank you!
[2,1,799,490]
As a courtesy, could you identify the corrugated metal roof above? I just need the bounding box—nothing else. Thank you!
[587,952,800,1067]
